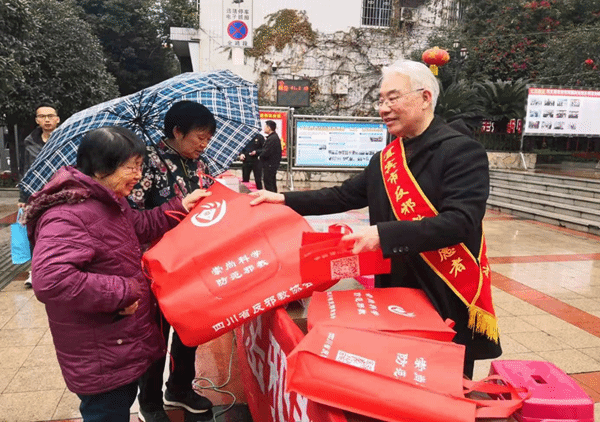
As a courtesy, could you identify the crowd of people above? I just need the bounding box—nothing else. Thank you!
[16,59,501,422]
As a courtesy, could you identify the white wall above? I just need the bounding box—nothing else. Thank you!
[254,0,364,33]
[196,0,365,77]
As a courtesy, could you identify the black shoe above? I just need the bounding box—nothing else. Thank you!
[164,389,212,414]
[138,407,171,422]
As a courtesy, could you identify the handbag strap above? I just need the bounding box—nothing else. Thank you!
[463,375,529,419]
[328,223,353,235]
[17,208,24,225]
[164,210,188,222]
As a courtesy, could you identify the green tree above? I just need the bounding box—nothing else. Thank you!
[2,0,119,127]
[475,79,527,122]
[435,81,486,129]
[448,0,600,83]
[539,22,600,86]
[75,0,180,95]
[158,0,198,41]
[0,0,35,123]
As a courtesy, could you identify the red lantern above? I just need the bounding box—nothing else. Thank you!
[422,46,450,76]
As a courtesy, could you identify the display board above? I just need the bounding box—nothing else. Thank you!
[295,120,388,168]
[524,87,600,136]
[277,80,310,107]
[259,110,288,158]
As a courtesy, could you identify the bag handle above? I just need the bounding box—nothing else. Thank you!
[463,375,529,419]
[328,223,353,235]
[162,172,217,223]
[164,210,187,222]
[17,208,24,225]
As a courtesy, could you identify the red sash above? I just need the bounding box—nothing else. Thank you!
[380,139,498,342]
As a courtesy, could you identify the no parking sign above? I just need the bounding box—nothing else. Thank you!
[223,0,253,48]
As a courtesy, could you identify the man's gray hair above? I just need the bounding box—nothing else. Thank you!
[381,60,440,108]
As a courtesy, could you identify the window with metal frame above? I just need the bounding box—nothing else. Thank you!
[361,0,392,27]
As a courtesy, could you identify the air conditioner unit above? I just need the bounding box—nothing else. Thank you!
[400,7,418,23]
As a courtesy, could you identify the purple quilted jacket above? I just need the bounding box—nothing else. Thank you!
[25,166,186,394]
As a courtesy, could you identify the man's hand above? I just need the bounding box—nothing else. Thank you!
[249,189,285,206]
[239,153,246,161]
[119,300,139,316]
[182,189,212,212]
[249,151,256,156]
[341,225,381,254]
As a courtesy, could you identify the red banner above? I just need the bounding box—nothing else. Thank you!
[260,110,288,158]
[235,308,347,422]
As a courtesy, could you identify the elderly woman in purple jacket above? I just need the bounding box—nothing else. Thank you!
[23,127,210,422]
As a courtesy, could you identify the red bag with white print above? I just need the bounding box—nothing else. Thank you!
[286,324,526,422]
[142,180,337,346]
[307,287,457,341]
[300,223,391,284]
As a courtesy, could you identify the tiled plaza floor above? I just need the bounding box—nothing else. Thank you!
[1,177,600,421]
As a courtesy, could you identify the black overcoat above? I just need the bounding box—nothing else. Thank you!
[285,116,502,361]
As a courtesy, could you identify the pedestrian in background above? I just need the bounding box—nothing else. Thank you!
[239,132,264,190]
[19,103,60,288]
[260,120,282,192]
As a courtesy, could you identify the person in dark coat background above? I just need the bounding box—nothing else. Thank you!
[259,120,282,192]
[239,132,264,189]
[250,60,502,378]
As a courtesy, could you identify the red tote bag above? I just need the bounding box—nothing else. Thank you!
[307,287,457,341]
[286,325,525,422]
[142,181,337,346]
[300,224,391,284]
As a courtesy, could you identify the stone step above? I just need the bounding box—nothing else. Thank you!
[489,190,600,222]
[490,169,600,191]
[490,183,600,211]
[487,199,600,235]
[490,174,600,199]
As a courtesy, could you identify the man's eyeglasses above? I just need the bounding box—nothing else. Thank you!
[374,88,425,110]
[36,114,58,120]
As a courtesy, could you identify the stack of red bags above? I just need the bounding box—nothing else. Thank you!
[285,287,526,422]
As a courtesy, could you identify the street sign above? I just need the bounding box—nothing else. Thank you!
[223,0,253,48]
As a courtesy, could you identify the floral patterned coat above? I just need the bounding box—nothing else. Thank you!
[128,140,210,210]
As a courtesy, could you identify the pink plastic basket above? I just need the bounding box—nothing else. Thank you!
[489,360,594,422]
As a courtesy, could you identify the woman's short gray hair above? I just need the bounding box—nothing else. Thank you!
[381,60,440,108]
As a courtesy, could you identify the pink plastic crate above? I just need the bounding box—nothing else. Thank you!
[489,360,594,422]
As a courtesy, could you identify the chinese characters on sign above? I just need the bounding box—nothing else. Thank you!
[524,87,600,136]
[295,120,388,168]
[222,0,253,48]
[259,110,288,158]
[277,79,310,107]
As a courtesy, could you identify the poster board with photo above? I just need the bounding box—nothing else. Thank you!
[259,110,288,159]
[524,87,600,136]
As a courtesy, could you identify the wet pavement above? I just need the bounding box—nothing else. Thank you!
[1,174,600,421]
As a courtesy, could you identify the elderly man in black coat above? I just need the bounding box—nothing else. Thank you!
[250,59,502,378]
